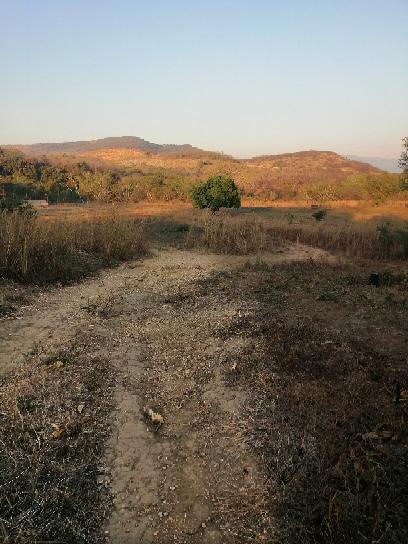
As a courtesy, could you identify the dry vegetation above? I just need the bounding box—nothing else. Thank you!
[209,260,408,543]
[185,212,268,254]
[76,148,381,193]
[0,339,113,543]
[267,221,408,260]
[190,214,408,259]
[1,200,408,543]
[0,211,147,283]
[140,202,408,260]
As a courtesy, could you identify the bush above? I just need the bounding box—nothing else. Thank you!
[191,175,241,212]
[312,209,327,221]
[0,196,37,217]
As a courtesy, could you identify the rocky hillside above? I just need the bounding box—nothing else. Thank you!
[76,146,382,194]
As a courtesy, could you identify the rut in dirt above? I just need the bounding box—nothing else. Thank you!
[97,249,272,544]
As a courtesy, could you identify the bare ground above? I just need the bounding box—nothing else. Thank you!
[0,244,329,543]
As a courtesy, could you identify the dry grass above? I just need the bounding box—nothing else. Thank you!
[0,211,148,283]
[211,261,408,543]
[0,340,113,543]
[180,208,408,260]
[185,212,269,254]
[241,317,407,544]
[243,198,408,213]
[36,201,408,260]
[38,201,191,223]
[37,200,408,223]
[268,221,408,259]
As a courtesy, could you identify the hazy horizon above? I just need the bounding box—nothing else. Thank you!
[1,1,407,159]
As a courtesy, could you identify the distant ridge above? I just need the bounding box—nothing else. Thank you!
[5,136,203,156]
[345,155,401,174]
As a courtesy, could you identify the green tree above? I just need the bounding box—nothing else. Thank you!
[400,137,408,190]
[191,175,241,212]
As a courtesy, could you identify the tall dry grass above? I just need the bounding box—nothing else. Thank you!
[267,221,408,260]
[186,214,268,254]
[0,211,148,283]
[183,210,408,260]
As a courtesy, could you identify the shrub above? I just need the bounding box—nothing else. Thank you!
[191,175,241,212]
[0,196,37,216]
[312,209,327,221]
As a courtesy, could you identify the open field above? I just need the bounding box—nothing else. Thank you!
[37,199,408,223]
[37,199,408,260]
[0,201,407,544]
[2,0,407,541]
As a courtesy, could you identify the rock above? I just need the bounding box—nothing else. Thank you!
[145,408,164,426]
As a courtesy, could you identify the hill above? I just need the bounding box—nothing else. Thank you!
[5,136,203,157]
[6,137,382,183]
[2,139,402,203]
[75,146,383,197]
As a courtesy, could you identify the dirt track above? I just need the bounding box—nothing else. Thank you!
[0,245,329,543]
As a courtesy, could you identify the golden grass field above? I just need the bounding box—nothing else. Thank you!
[37,199,408,258]
[38,199,408,223]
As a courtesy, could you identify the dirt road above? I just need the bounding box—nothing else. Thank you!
[0,244,328,543]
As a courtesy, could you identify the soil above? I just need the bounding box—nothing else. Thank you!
[0,244,332,543]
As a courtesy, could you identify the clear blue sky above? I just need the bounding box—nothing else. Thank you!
[1,0,407,158]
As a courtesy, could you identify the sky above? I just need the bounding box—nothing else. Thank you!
[0,0,407,158]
